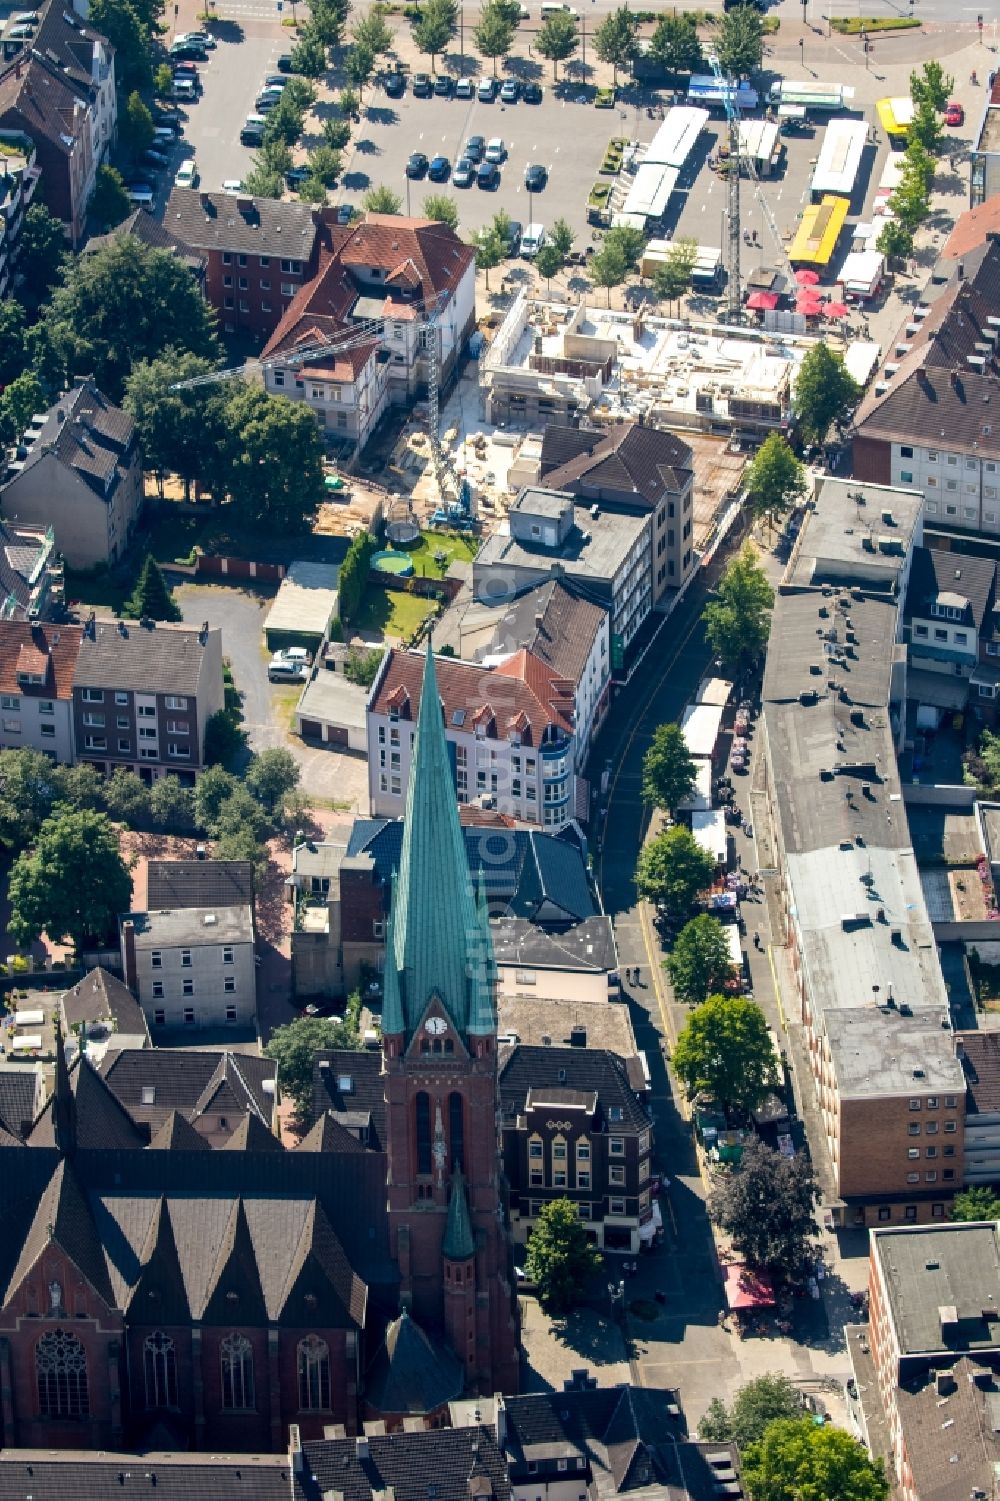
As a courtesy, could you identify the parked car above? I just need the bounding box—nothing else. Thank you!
[222,178,243,193]
[453,156,475,187]
[477,161,499,188]
[141,148,169,170]
[263,73,288,88]
[521,222,545,256]
[428,154,451,181]
[464,134,485,161]
[524,162,546,191]
[268,654,308,683]
[434,73,453,95]
[484,137,506,163]
[174,158,199,188]
[153,126,178,145]
[946,100,965,126]
[177,29,215,47]
[240,115,266,144]
[477,76,497,101]
[455,77,474,98]
[125,183,155,207]
[406,151,429,178]
[384,69,406,96]
[172,60,201,77]
[285,165,310,188]
[412,72,432,96]
[255,92,282,112]
[504,218,523,254]
[169,40,207,59]
[499,78,520,102]
[522,81,542,103]
[277,52,294,71]
[172,77,198,100]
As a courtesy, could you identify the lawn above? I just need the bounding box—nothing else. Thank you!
[64,566,133,615]
[402,530,479,577]
[354,585,438,643]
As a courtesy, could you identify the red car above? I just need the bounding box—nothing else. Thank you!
[946,101,965,126]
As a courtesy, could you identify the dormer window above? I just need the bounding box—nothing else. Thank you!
[16,672,43,685]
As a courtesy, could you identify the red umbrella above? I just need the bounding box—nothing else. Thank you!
[825,301,850,318]
[796,294,823,314]
[795,268,821,285]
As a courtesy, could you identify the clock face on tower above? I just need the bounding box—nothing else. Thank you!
[424,1016,448,1036]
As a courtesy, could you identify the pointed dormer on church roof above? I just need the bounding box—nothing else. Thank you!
[386,641,495,1041]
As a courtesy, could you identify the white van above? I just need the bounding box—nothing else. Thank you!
[540,3,577,15]
[521,222,546,258]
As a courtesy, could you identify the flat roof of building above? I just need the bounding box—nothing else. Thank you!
[128,905,253,948]
[475,502,647,588]
[491,915,617,974]
[787,477,923,589]
[264,560,340,640]
[295,670,368,733]
[824,1007,963,1099]
[497,995,636,1056]
[873,1223,1000,1356]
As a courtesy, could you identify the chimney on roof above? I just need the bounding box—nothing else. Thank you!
[199,620,209,644]
[916,367,931,390]
[356,1436,370,1461]
[956,1037,965,1059]
[495,1394,507,1448]
[959,260,965,279]
[121,919,137,991]
[289,1425,303,1474]
[951,369,962,390]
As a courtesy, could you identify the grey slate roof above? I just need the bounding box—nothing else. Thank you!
[491,915,617,974]
[347,820,596,924]
[959,1030,1000,1113]
[904,547,997,631]
[28,1054,148,1151]
[100,1048,275,1132]
[165,187,320,260]
[84,206,207,277]
[296,1425,510,1501]
[364,1309,464,1416]
[61,966,148,1039]
[310,1050,386,1149]
[146,859,255,911]
[73,618,215,695]
[539,420,693,509]
[475,577,607,687]
[0,1452,291,1499]
[13,381,135,502]
[0,1066,39,1139]
[499,1046,649,1131]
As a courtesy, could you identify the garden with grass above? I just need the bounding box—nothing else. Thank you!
[353,587,438,643]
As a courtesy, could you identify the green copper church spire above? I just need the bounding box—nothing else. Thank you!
[467,865,496,1037]
[388,639,493,1039]
[442,1168,475,1261]
[381,871,404,1036]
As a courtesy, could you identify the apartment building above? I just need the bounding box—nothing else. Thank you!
[970,72,1000,206]
[459,577,611,759]
[852,239,1000,541]
[164,189,324,340]
[260,213,476,448]
[903,546,1000,719]
[2,381,143,567]
[761,476,968,1226]
[367,646,583,828]
[0,129,39,296]
[121,903,256,1031]
[848,1223,1000,1501]
[72,616,224,781]
[0,53,94,244]
[499,1044,654,1252]
[0,620,82,761]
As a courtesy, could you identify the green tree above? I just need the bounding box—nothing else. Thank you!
[264,89,308,149]
[214,785,270,844]
[243,161,285,199]
[8,808,133,954]
[337,530,377,622]
[0,749,66,852]
[15,202,67,306]
[951,1185,1000,1221]
[149,774,195,831]
[345,39,376,88]
[793,342,860,447]
[124,552,182,621]
[413,0,455,70]
[902,137,935,194]
[339,86,361,120]
[363,184,403,214]
[123,89,155,157]
[153,62,174,97]
[423,193,459,230]
[352,4,393,53]
[89,0,151,90]
[710,1140,819,1281]
[245,747,301,814]
[524,1198,601,1312]
[703,546,774,678]
[322,115,352,150]
[535,8,578,79]
[297,175,328,204]
[876,217,914,264]
[290,26,329,76]
[593,5,637,86]
[307,144,343,185]
[343,645,385,687]
[715,3,763,77]
[549,217,574,259]
[647,11,702,75]
[311,0,347,49]
[744,432,806,530]
[42,237,219,402]
[59,763,105,813]
[222,384,325,530]
[666,915,736,1005]
[743,1419,888,1501]
[910,97,943,156]
[194,764,240,831]
[534,241,563,293]
[103,768,152,826]
[472,226,505,289]
[204,707,247,769]
[589,240,628,306]
[0,371,45,446]
[124,352,225,499]
[674,993,777,1112]
[642,721,695,812]
[635,824,715,918]
[652,236,698,313]
[88,164,131,232]
[265,1014,362,1114]
[700,1375,804,1448]
[474,0,516,75]
[910,59,953,116]
[0,301,27,387]
[605,222,646,271]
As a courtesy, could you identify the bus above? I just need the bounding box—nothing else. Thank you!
[788,195,850,268]
[810,118,868,202]
[768,79,855,112]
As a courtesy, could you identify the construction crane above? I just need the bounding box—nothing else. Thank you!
[169,290,465,506]
[706,51,795,321]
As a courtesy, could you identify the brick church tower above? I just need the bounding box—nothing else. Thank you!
[381,642,519,1397]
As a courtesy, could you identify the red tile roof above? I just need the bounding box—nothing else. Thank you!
[0,621,83,699]
[371,648,573,746]
[943,203,1000,260]
[337,214,474,296]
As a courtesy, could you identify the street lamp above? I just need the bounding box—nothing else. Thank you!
[799,35,804,66]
